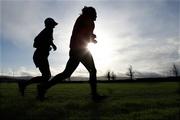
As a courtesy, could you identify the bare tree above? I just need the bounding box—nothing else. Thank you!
[126,65,135,80]
[106,71,111,81]
[106,71,116,81]
[172,64,178,77]
[111,72,116,80]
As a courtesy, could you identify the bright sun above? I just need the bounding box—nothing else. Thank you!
[87,39,114,67]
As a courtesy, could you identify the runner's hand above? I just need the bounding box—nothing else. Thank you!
[92,39,97,44]
[52,44,57,51]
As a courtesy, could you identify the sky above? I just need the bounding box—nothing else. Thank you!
[0,0,180,77]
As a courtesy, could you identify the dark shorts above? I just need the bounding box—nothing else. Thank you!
[33,49,49,68]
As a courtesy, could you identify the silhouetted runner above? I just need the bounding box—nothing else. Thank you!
[18,18,58,96]
[37,7,106,101]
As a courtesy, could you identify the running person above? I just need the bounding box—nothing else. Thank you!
[18,18,58,96]
[37,7,106,101]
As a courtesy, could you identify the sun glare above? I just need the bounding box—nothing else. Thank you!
[87,39,114,67]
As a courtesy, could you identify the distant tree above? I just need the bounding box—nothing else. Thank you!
[172,64,178,77]
[106,71,111,81]
[106,71,117,80]
[126,65,135,80]
[111,72,116,80]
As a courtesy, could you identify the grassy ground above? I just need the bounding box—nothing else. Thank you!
[0,82,180,120]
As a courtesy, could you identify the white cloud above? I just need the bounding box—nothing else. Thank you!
[1,66,37,76]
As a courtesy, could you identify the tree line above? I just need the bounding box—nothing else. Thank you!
[106,64,179,80]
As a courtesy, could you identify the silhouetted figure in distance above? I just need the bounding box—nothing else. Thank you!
[37,6,106,101]
[18,18,58,96]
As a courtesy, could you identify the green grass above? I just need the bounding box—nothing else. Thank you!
[0,82,180,120]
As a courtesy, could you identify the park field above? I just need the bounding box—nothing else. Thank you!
[0,82,180,120]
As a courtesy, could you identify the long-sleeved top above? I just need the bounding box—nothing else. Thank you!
[33,27,54,55]
[70,15,95,49]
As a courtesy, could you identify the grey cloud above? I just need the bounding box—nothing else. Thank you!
[1,0,179,77]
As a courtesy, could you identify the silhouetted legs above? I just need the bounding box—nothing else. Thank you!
[40,49,98,97]
[18,56,51,96]
[25,63,51,85]
[80,50,97,96]
[43,55,79,89]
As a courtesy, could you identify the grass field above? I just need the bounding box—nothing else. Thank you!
[0,82,180,120]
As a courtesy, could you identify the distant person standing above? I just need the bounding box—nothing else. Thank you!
[18,18,58,96]
[37,7,106,101]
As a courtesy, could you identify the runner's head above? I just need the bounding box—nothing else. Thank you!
[82,6,97,21]
[44,18,58,28]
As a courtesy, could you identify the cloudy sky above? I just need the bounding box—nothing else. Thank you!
[0,0,179,77]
